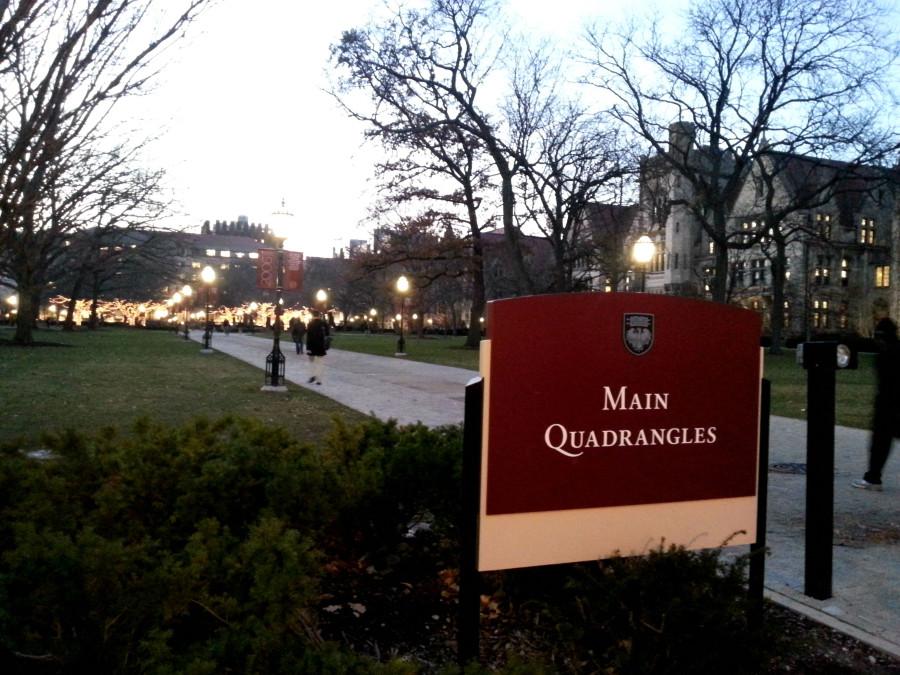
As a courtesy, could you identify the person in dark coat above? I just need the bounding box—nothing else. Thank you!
[290,317,306,355]
[305,310,329,385]
[853,317,900,490]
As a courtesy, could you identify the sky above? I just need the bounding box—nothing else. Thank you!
[139,0,668,257]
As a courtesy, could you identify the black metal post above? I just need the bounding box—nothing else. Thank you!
[202,287,212,350]
[396,296,406,355]
[459,377,484,667]
[183,304,190,340]
[803,342,837,600]
[749,378,771,628]
[265,244,286,387]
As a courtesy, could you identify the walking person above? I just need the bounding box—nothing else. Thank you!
[290,317,306,355]
[305,310,329,385]
[853,317,900,491]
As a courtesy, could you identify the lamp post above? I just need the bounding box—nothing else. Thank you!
[181,285,193,339]
[263,203,292,391]
[395,274,410,356]
[369,307,377,333]
[171,292,182,335]
[201,265,216,352]
[631,235,656,292]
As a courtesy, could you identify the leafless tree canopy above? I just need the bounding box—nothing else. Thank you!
[0,0,211,344]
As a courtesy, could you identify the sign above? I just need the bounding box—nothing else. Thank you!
[256,248,303,290]
[284,251,303,291]
[477,293,762,571]
[256,248,278,289]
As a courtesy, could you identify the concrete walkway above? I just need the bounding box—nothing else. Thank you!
[195,331,900,658]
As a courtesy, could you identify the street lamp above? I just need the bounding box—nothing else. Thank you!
[395,274,410,356]
[201,265,216,352]
[181,284,193,339]
[263,202,292,391]
[315,288,328,309]
[631,235,656,293]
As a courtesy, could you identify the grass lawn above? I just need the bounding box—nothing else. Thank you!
[0,325,369,445]
[256,328,482,370]
[0,326,877,444]
[763,349,876,430]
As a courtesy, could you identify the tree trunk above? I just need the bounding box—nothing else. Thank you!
[465,231,487,349]
[768,239,787,355]
[499,171,535,296]
[13,283,35,345]
[63,277,84,331]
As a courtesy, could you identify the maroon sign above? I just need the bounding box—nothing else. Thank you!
[256,248,278,289]
[484,293,761,516]
[284,251,303,291]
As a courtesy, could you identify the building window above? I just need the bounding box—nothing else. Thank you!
[249,252,259,259]
[708,240,715,255]
[750,259,766,285]
[734,261,745,285]
[813,299,830,329]
[816,213,832,239]
[814,256,831,285]
[205,248,216,256]
[840,258,849,287]
[220,250,231,258]
[859,217,875,245]
[875,265,891,288]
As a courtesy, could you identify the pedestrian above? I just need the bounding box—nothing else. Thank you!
[305,309,329,385]
[290,317,306,355]
[853,317,900,491]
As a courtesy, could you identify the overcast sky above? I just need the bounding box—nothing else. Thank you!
[139,0,674,257]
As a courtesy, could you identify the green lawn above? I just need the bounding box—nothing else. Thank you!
[0,327,877,445]
[764,349,876,430]
[0,325,368,445]
[330,331,480,369]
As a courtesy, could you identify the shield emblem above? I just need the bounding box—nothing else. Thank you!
[623,313,654,356]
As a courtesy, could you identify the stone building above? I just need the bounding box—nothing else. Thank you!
[614,123,900,339]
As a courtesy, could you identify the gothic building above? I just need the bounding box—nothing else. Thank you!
[616,123,899,338]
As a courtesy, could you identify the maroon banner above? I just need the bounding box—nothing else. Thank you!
[284,251,303,291]
[256,248,277,289]
[484,293,761,515]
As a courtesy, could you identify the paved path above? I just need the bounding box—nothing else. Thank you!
[195,331,900,658]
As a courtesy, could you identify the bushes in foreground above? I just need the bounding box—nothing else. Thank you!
[0,416,779,673]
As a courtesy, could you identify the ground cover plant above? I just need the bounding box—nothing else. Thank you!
[1,325,895,673]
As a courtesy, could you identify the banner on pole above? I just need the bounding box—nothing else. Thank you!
[284,251,304,291]
[256,248,277,289]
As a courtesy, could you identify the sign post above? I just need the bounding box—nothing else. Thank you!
[458,293,764,663]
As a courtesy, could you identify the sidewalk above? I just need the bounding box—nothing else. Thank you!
[195,331,900,658]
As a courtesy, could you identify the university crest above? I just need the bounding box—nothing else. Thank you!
[623,313,654,356]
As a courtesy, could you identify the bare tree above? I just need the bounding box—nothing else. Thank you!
[584,0,899,302]
[506,50,635,291]
[332,0,543,297]
[0,0,211,344]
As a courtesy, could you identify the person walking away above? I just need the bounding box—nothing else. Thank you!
[290,317,306,355]
[853,317,900,491]
[306,310,329,385]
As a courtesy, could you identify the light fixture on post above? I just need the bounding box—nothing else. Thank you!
[395,274,410,356]
[631,235,656,293]
[181,285,193,339]
[200,265,216,352]
[172,292,182,335]
[263,201,292,391]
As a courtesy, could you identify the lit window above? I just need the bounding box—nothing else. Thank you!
[875,265,891,288]
[235,252,245,258]
[205,248,216,256]
[708,241,715,255]
[249,252,259,259]
[840,258,849,287]
[860,218,875,245]
[816,213,832,239]
[220,250,231,258]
